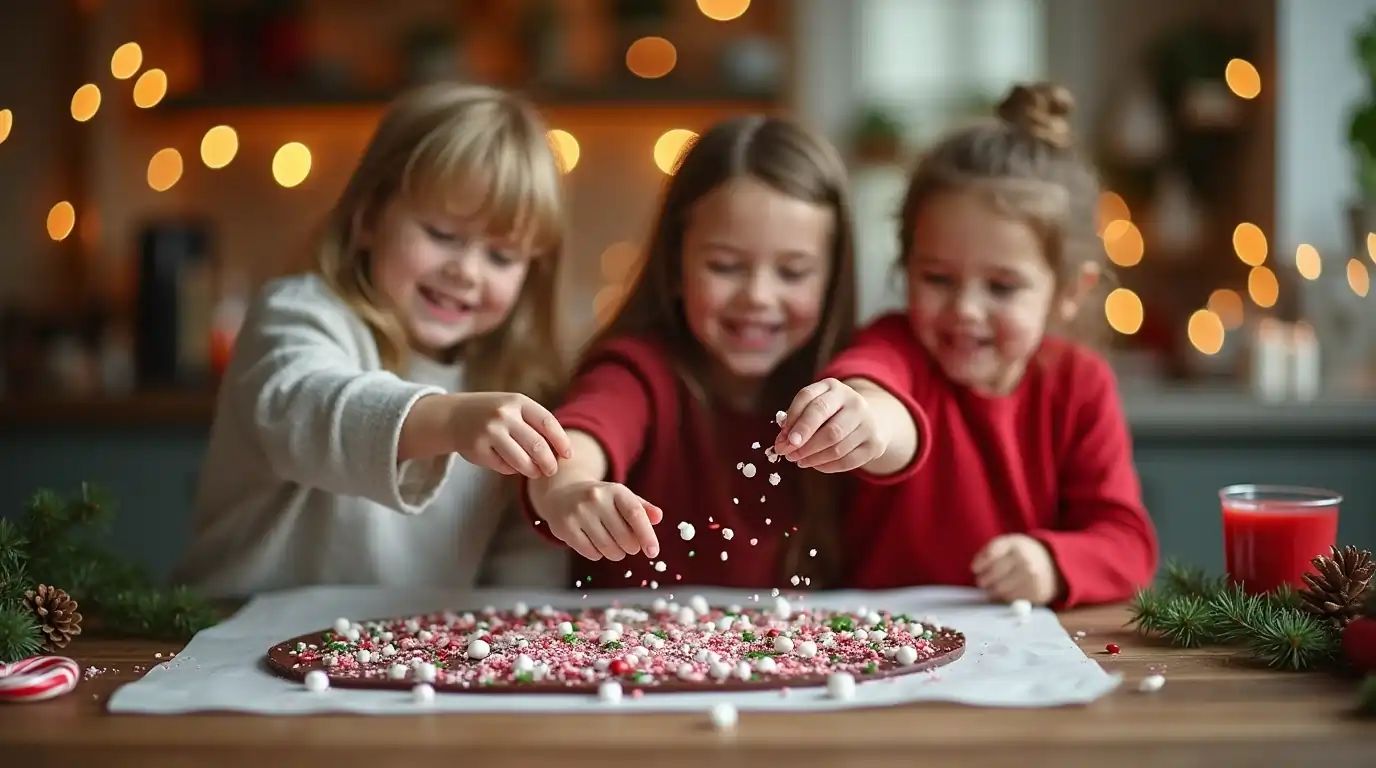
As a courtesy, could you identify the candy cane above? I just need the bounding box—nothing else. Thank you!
[0,655,80,702]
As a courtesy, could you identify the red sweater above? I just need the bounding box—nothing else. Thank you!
[522,338,803,589]
[827,314,1159,608]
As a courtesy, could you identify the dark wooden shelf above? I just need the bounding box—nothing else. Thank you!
[157,82,785,112]
[0,390,218,429]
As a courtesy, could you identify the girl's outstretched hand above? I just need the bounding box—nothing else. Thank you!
[536,481,663,562]
[773,378,890,473]
[448,392,573,478]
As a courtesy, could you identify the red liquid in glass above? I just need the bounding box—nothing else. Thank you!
[1222,502,1339,594]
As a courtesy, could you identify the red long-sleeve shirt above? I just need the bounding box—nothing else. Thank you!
[521,337,804,589]
[826,314,1159,608]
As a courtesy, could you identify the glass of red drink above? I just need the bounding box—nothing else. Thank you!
[1220,484,1341,594]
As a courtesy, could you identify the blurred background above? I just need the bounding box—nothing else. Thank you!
[0,0,1373,581]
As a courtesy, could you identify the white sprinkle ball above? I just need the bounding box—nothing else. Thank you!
[388,663,407,680]
[598,680,623,703]
[751,441,761,449]
[765,518,772,525]
[1011,599,1032,619]
[412,683,435,703]
[1138,674,1166,693]
[599,629,620,644]
[870,630,887,643]
[304,670,330,692]
[742,463,757,478]
[896,645,919,666]
[760,496,766,502]
[345,628,360,642]
[755,656,777,673]
[355,649,371,665]
[514,655,535,673]
[417,630,433,643]
[710,702,739,730]
[654,560,667,573]
[466,639,491,660]
[732,497,738,505]
[678,522,696,541]
[331,618,350,635]
[773,596,793,620]
[689,595,710,615]
[796,640,817,659]
[416,662,437,683]
[722,528,734,541]
[652,598,668,612]
[1075,630,1087,638]
[769,472,781,486]
[677,606,698,626]
[736,462,744,470]
[750,538,758,546]
[775,410,787,426]
[513,601,529,616]
[735,661,752,680]
[558,621,574,635]
[720,551,729,561]
[827,672,856,701]
[773,636,794,654]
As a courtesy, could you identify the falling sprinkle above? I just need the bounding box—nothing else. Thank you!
[751,441,761,449]
[721,552,729,561]
[732,498,739,505]
[624,570,632,578]
[765,518,772,525]
[775,410,787,426]
[760,496,766,502]
[771,588,780,597]
[722,528,734,541]
[749,538,758,546]
[809,549,817,557]
[742,463,757,478]
[689,550,695,557]
[678,522,696,541]
[650,580,659,589]
[790,575,801,586]
[768,472,781,486]
[736,462,744,470]
[654,561,667,573]
[575,580,582,588]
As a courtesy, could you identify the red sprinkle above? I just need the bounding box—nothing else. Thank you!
[1106,643,1120,655]
[767,629,781,638]
[608,659,630,676]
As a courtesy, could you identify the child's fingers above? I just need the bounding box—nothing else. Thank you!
[506,420,560,477]
[790,408,863,464]
[971,536,1014,574]
[804,438,876,473]
[598,503,644,557]
[613,489,661,559]
[581,519,628,561]
[974,556,1019,592]
[777,382,843,455]
[983,571,1028,603]
[559,526,604,562]
[522,400,573,459]
[774,380,831,452]
[641,500,664,525]
[483,447,519,475]
[490,433,542,478]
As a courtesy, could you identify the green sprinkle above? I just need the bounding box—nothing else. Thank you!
[324,641,349,653]
[864,661,878,674]
[514,670,535,683]
[741,631,756,642]
[922,630,934,640]
[651,629,668,639]
[562,633,581,644]
[829,654,842,663]
[869,642,881,651]
[871,622,886,631]
[744,650,777,659]
[603,640,624,650]
[894,614,913,623]
[827,616,854,632]
[571,622,580,631]
[635,672,653,683]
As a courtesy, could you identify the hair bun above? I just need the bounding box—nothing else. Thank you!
[996,82,1075,149]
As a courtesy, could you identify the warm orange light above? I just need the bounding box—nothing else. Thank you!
[46,201,76,241]
[133,68,168,108]
[1102,220,1144,267]
[1295,243,1322,280]
[147,148,184,191]
[1225,58,1261,99]
[1247,265,1279,308]
[600,241,639,282]
[71,84,101,122]
[1232,222,1267,266]
[594,283,626,324]
[654,129,698,175]
[547,129,580,173]
[200,125,238,169]
[1187,309,1226,355]
[1103,288,1143,335]
[273,142,312,187]
[1096,191,1131,235]
[1206,288,1245,330]
[697,0,751,21]
[1368,232,1376,265]
[626,36,677,79]
[0,109,11,144]
[110,42,143,79]
[1349,258,1371,298]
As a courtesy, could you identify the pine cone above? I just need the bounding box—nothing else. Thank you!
[22,584,82,650]
[1299,545,1375,629]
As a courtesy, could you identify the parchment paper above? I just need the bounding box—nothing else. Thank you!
[106,585,1122,714]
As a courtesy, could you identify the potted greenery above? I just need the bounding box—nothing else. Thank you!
[1348,13,1376,255]
[851,105,906,166]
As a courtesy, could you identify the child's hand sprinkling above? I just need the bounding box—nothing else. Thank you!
[773,378,890,473]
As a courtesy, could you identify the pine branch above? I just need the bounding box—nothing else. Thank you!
[1159,594,1216,647]
[0,602,43,664]
[1207,584,1270,644]
[1126,587,1168,634]
[1161,559,1228,600]
[1246,610,1340,671]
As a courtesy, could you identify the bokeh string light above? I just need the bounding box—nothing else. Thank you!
[697,0,751,22]
[1294,243,1322,280]
[1349,258,1371,298]
[1248,265,1280,308]
[1225,58,1262,100]
[110,42,143,80]
[1187,309,1225,356]
[70,84,101,122]
[0,109,11,145]
[547,129,580,173]
[654,129,698,175]
[1104,287,1143,335]
[1233,222,1267,266]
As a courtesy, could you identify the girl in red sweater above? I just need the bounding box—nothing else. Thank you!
[776,82,1160,608]
[522,115,907,590]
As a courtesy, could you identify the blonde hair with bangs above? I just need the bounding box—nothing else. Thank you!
[317,83,567,403]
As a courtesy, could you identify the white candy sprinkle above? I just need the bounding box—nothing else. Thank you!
[600,629,621,644]
[710,702,739,730]
[827,672,856,701]
[716,615,734,631]
[735,661,752,680]
[1138,674,1166,692]
[689,595,709,615]
[854,629,869,642]
[466,639,491,660]
[896,646,919,666]
[331,618,350,635]
[412,683,435,703]
[345,628,360,642]
[355,649,371,665]
[774,596,793,620]
[679,522,696,541]
[388,663,407,680]
[558,621,574,635]
[870,630,887,643]
[796,640,817,658]
[514,655,535,673]
[722,528,734,541]
[598,680,623,703]
[677,606,698,626]
[755,656,776,673]
[773,636,794,654]
[742,463,757,478]
[416,662,437,683]
[677,663,696,680]
[790,575,801,586]
[650,580,659,589]
[654,560,667,573]
[417,630,433,643]
[1011,599,1032,619]
[736,462,744,470]
[775,410,787,426]
[732,497,739,504]
[769,472,781,486]
[809,548,817,557]
[710,661,732,679]
[513,601,529,616]
[720,551,729,561]
[652,598,668,612]
[304,670,330,692]
[751,441,761,449]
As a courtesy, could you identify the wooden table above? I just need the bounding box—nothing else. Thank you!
[2,604,1374,766]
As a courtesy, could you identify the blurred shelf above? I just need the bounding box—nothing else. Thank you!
[157,83,785,113]
[0,390,217,429]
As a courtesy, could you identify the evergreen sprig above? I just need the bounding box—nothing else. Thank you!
[0,484,220,663]
[1126,558,1344,671]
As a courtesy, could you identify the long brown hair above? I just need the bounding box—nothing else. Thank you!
[586,115,857,586]
[315,82,567,402]
[897,82,1109,346]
